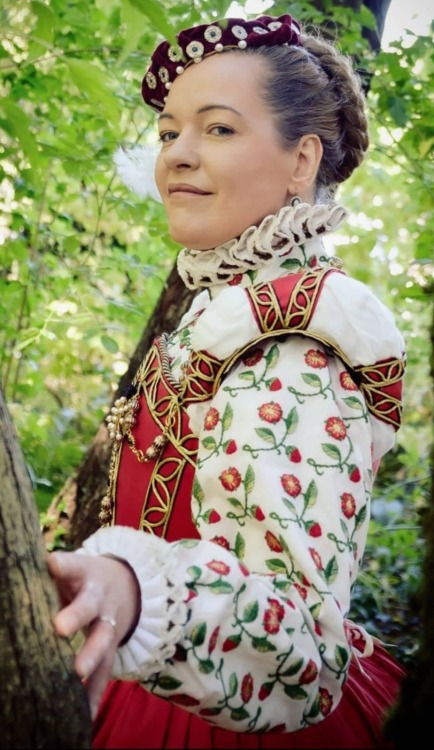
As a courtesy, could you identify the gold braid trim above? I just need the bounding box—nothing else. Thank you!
[247,267,335,331]
[352,357,405,430]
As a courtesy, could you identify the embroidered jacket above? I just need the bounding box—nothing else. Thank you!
[80,203,405,733]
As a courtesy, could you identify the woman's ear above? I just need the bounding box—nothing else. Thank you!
[287,134,323,195]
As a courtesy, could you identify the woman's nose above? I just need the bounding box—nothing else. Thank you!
[163,133,200,171]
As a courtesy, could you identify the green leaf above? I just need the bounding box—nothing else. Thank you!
[265,343,279,368]
[156,674,183,690]
[335,644,350,669]
[305,480,318,508]
[251,637,277,652]
[207,580,234,594]
[244,464,255,494]
[281,658,304,676]
[238,370,255,381]
[201,436,217,451]
[227,497,244,510]
[324,555,338,584]
[193,477,204,504]
[242,601,259,623]
[285,407,298,433]
[302,373,322,388]
[321,443,342,461]
[222,402,233,430]
[128,0,176,43]
[101,334,118,353]
[0,101,43,173]
[343,397,363,410]
[228,672,238,698]
[255,427,275,444]
[65,59,120,129]
[117,0,147,66]
[186,566,201,581]
[283,684,308,699]
[234,532,245,559]
[230,707,250,721]
[199,659,215,674]
[28,1,55,61]
[265,558,288,575]
[355,504,367,530]
[190,622,207,647]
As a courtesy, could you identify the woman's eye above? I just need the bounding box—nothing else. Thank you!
[208,125,234,137]
[159,131,178,143]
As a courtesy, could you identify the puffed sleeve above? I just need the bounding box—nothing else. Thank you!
[81,331,378,733]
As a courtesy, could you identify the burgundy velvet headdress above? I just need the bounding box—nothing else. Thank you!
[141,14,302,111]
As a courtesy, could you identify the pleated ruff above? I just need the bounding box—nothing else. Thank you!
[93,641,404,749]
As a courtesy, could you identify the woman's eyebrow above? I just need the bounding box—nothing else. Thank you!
[158,104,243,122]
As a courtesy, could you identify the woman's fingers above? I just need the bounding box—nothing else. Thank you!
[79,626,118,718]
[75,616,117,680]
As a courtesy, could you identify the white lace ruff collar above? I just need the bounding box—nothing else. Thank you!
[177,200,347,290]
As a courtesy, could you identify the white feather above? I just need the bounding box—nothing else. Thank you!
[113,145,162,202]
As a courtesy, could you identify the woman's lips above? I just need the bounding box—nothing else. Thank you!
[168,184,211,196]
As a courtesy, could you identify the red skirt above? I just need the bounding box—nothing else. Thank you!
[93,641,404,749]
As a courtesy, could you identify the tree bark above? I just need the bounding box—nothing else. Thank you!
[0,388,92,748]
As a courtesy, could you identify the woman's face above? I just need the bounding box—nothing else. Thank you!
[155,53,299,251]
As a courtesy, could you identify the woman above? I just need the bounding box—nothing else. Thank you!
[48,13,406,749]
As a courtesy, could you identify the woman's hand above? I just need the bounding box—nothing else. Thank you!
[47,550,141,718]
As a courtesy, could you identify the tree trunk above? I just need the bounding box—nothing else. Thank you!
[43,263,195,549]
[0,388,92,748]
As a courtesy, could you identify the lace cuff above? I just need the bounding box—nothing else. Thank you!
[78,526,188,680]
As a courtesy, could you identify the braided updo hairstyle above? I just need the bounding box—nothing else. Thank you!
[246,34,369,202]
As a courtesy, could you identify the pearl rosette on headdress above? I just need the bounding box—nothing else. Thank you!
[142,14,302,111]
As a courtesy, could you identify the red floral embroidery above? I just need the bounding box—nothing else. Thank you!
[238,562,249,576]
[294,583,308,600]
[309,547,323,570]
[325,416,347,441]
[319,687,333,717]
[171,694,201,707]
[241,673,254,703]
[341,492,356,519]
[211,536,230,550]
[263,598,285,634]
[242,347,263,366]
[299,659,318,685]
[265,530,284,552]
[288,447,301,463]
[339,371,358,391]
[224,439,237,455]
[305,349,327,368]
[348,465,361,483]
[222,636,240,652]
[253,506,266,521]
[219,467,242,491]
[228,273,243,286]
[268,377,282,391]
[308,255,318,268]
[258,682,272,700]
[280,473,302,497]
[258,402,283,423]
[208,625,220,654]
[205,509,221,524]
[307,522,322,538]
[206,560,230,576]
[204,407,219,431]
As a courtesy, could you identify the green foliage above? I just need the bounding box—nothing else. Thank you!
[1,0,432,667]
